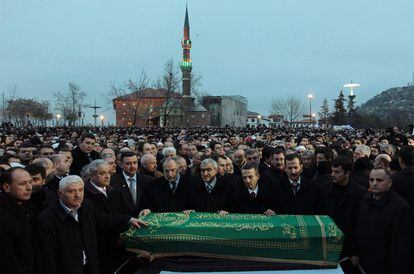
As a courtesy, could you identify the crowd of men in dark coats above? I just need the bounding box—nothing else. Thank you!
[1,124,414,274]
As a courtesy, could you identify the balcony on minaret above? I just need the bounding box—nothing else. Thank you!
[181,39,192,49]
[180,61,192,69]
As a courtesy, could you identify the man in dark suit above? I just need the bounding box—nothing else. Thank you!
[84,159,131,274]
[266,153,321,215]
[36,175,146,274]
[391,145,414,208]
[320,156,366,274]
[261,148,285,187]
[140,158,194,215]
[188,158,234,212]
[47,154,70,194]
[231,164,272,214]
[353,168,412,274]
[70,133,100,176]
[110,151,153,216]
[0,167,35,273]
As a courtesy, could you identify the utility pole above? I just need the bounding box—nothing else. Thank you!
[89,100,102,127]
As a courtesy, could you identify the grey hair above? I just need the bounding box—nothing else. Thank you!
[88,159,108,175]
[200,158,218,169]
[162,147,176,157]
[32,157,53,169]
[355,145,371,157]
[245,148,258,157]
[174,156,187,164]
[50,154,66,165]
[59,175,84,191]
[162,157,178,169]
[140,153,156,167]
[80,164,91,181]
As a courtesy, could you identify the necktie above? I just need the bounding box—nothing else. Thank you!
[250,191,256,199]
[206,183,213,193]
[292,182,299,195]
[170,181,177,194]
[128,177,137,204]
[69,210,78,222]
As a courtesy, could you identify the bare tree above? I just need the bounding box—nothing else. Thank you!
[154,59,182,127]
[108,69,152,125]
[54,82,86,126]
[270,95,304,124]
[190,72,209,104]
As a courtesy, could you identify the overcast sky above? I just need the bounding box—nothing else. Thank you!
[1,0,413,124]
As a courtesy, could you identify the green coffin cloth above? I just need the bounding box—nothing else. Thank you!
[122,212,344,267]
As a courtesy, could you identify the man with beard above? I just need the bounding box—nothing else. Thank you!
[320,156,366,274]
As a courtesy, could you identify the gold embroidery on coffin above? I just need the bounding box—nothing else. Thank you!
[281,223,298,239]
[125,214,311,250]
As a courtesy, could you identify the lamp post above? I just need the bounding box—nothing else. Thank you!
[257,115,261,127]
[56,114,61,127]
[307,94,313,125]
[99,115,104,127]
[312,113,316,127]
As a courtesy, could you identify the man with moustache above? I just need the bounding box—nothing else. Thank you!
[36,175,146,274]
[266,153,321,215]
[110,151,153,215]
[0,167,35,273]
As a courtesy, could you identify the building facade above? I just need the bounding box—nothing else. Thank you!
[202,95,247,127]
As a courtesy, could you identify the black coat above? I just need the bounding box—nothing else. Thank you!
[231,180,273,214]
[270,175,321,215]
[0,193,34,274]
[45,174,63,194]
[36,199,131,274]
[261,166,285,187]
[189,177,235,212]
[70,146,100,176]
[141,176,194,212]
[84,181,131,274]
[110,172,154,216]
[355,191,412,274]
[391,166,414,208]
[26,186,57,225]
[320,180,366,258]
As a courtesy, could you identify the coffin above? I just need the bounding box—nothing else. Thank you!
[122,212,344,270]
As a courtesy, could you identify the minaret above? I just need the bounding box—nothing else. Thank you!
[180,4,193,109]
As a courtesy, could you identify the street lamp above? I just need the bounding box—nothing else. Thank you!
[307,94,313,125]
[56,114,61,127]
[257,115,261,127]
[99,115,104,127]
[312,113,316,126]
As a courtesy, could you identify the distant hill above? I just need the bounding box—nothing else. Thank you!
[357,85,414,125]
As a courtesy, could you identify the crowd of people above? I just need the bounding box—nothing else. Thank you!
[1,123,414,274]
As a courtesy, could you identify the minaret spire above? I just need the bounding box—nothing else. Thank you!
[180,4,193,109]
